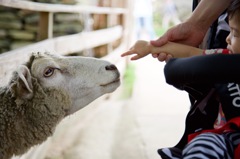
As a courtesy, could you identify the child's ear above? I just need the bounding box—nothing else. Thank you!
[10,65,33,100]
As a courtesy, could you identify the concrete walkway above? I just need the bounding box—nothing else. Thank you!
[13,55,190,159]
[129,55,190,159]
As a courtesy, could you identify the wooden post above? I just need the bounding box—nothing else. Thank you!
[38,12,53,41]
[106,0,113,53]
[93,0,109,57]
[121,0,134,66]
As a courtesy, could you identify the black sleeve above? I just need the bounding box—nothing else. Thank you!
[164,54,240,87]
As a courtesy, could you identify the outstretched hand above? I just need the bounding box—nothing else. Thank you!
[121,40,152,60]
[121,40,175,62]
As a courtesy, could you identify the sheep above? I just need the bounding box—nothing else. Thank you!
[0,52,120,159]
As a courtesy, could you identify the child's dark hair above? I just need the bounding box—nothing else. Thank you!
[228,0,240,20]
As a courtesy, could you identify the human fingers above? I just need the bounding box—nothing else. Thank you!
[150,36,168,47]
[130,55,142,61]
[121,50,134,57]
[165,54,173,62]
[150,25,180,47]
[157,53,167,62]
[152,53,159,58]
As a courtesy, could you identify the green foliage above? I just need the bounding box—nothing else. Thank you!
[153,9,168,37]
[121,63,136,99]
[154,25,167,37]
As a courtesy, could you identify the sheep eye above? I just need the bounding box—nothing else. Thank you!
[44,68,55,77]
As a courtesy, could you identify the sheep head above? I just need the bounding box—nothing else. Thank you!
[10,52,121,115]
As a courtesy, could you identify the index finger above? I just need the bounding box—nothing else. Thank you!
[121,50,134,57]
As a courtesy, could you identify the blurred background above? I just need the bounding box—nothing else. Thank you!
[0,0,192,54]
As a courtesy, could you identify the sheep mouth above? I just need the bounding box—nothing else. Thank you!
[100,78,120,87]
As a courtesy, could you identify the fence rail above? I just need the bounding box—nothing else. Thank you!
[0,0,127,14]
[0,0,132,86]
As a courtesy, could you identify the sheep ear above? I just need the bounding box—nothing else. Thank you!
[14,65,33,99]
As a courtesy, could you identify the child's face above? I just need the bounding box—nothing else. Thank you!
[226,15,240,54]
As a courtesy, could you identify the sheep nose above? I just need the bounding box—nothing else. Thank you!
[105,64,117,70]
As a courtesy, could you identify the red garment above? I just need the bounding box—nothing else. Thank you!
[190,49,239,158]
[203,48,232,55]
[188,117,240,159]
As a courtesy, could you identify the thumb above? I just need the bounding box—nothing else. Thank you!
[150,36,168,47]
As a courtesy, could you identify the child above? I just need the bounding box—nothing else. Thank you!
[122,0,240,158]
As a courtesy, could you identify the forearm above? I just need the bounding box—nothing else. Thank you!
[170,43,203,58]
[164,54,240,86]
[188,0,230,31]
[151,42,203,58]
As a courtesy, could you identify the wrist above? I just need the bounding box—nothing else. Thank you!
[186,16,210,34]
[189,47,203,56]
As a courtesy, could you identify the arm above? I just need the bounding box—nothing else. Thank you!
[151,0,231,47]
[164,54,240,87]
[189,0,231,33]
[121,40,203,60]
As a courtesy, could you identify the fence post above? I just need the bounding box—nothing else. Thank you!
[38,12,53,41]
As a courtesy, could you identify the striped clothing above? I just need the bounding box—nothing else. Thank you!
[159,119,240,159]
[187,117,240,159]
[183,132,235,159]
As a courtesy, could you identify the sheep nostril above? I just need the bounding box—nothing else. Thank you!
[105,64,117,70]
